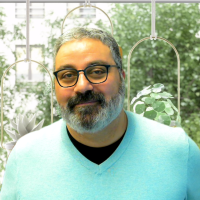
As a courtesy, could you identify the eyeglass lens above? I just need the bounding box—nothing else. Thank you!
[57,65,108,87]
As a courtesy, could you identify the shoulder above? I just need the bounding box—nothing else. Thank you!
[13,118,64,152]
[125,110,189,149]
[124,111,200,170]
[125,110,186,134]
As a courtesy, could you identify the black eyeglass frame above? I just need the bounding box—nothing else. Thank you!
[53,64,121,88]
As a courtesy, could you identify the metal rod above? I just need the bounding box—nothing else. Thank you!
[151,0,156,38]
[1,60,54,150]
[127,36,180,114]
[61,5,114,36]
[26,0,30,61]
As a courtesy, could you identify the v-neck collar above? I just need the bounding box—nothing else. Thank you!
[60,111,135,174]
[67,126,126,165]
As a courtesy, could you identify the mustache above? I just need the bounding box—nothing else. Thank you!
[67,91,106,110]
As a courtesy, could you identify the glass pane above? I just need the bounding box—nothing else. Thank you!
[15,45,44,82]
[15,3,45,19]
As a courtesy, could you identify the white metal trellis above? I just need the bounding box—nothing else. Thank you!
[61,3,123,57]
[61,4,114,35]
[0,60,54,150]
[127,0,181,113]
[127,37,181,113]
[0,0,54,151]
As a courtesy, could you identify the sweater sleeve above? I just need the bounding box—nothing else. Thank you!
[0,146,18,200]
[187,137,200,200]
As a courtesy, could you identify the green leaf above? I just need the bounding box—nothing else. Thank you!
[141,97,147,102]
[157,114,171,126]
[144,97,155,104]
[144,110,157,120]
[159,92,173,99]
[152,83,165,93]
[165,107,174,116]
[155,112,166,120]
[131,97,138,105]
[146,107,153,111]
[152,83,164,88]
[135,104,146,114]
[152,101,165,112]
[167,99,178,112]
[150,93,161,99]
[162,101,171,108]
[137,85,152,97]
[176,114,182,124]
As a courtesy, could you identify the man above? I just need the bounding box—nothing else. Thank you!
[1,27,200,200]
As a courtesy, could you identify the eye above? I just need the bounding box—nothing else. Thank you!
[60,70,77,79]
[63,73,73,78]
[87,66,107,75]
[92,69,105,75]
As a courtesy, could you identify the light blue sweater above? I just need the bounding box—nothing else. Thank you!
[1,111,200,200]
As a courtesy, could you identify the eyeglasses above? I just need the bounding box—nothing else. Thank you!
[53,64,120,88]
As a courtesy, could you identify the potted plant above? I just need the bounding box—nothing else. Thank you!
[4,112,44,157]
[131,83,181,127]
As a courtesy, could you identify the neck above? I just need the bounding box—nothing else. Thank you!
[67,110,128,148]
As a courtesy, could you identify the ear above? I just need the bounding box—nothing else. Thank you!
[122,69,126,79]
[118,46,123,58]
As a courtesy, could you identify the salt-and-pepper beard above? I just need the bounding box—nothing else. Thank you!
[59,79,125,134]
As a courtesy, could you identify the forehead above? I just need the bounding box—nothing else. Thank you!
[55,38,115,70]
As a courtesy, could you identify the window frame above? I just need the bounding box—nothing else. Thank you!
[1,0,200,3]
[15,2,45,19]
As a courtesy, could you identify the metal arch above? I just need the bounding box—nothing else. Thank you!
[127,36,181,113]
[1,59,54,150]
[61,5,114,36]
[61,5,123,59]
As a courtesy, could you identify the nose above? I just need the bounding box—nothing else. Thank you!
[74,72,93,94]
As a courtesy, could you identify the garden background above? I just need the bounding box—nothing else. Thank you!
[0,2,200,190]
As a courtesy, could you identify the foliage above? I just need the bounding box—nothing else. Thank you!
[0,7,55,191]
[0,7,19,190]
[0,10,92,190]
[182,113,200,149]
[107,3,200,147]
[0,7,6,40]
[0,56,13,191]
[0,2,200,191]
[131,83,181,126]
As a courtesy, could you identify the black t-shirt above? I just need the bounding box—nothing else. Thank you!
[67,127,125,165]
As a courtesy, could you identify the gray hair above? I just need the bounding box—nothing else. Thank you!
[53,27,122,72]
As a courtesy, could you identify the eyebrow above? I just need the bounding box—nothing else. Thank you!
[57,60,110,71]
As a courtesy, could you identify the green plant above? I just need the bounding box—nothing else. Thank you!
[182,113,200,148]
[131,83,181,126]
[4,113,44,156]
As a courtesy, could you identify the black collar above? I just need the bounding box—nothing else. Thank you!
[67,127,125,165]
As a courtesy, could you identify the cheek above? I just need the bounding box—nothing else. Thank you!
[98,76,119,101]
[55,83,72,106]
